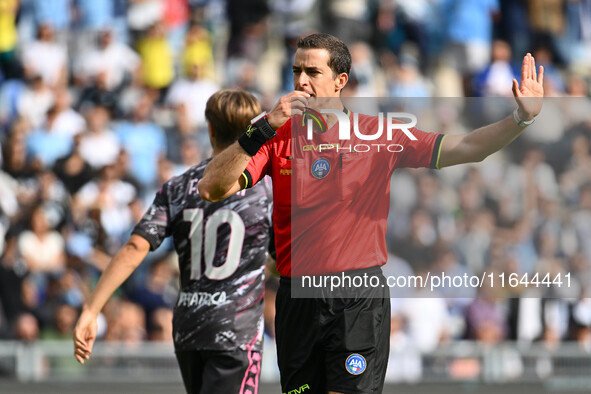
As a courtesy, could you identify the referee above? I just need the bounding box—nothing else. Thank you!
[199,33,544,394]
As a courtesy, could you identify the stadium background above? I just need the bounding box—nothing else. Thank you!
[1,0,591,392]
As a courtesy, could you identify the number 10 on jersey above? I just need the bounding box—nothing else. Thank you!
[183,208,245,281]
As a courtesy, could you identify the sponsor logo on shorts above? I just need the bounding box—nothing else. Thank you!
[283,383,310,394]
[345,353,366,375]
[311,158,330,179]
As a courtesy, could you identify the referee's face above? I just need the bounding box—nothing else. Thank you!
[293,48,346,98]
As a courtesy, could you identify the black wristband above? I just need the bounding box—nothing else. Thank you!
[238,115,277,156]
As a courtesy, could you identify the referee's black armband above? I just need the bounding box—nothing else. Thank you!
[238,112,276,156]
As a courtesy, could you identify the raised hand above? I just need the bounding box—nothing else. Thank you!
[512,53,544,121]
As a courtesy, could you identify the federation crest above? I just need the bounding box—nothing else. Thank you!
[345,354,366,375]
[311,158,330,179]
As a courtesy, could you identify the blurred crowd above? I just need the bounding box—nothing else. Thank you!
[1,0,591,356]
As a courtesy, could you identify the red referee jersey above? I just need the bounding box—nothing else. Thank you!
[244,111,443,277]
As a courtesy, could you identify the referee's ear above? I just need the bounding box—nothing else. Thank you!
[335,72,348,93]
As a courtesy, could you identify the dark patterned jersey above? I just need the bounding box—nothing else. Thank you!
[132,158,272,352]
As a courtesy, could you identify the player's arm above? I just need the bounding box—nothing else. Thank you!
[438,53,544,168]
[198,142,253,201]
[73,234,150,364]
[199,91,309,202]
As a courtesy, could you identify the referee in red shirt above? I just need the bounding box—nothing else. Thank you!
[199,33,544,394]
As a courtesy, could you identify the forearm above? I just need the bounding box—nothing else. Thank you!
[82,236,149,316]
[439,114,526,168]
[466,114,525,160]
[199,142,250,201]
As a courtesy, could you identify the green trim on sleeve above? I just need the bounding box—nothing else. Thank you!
[435,134,446,170]
[241,172,249,189]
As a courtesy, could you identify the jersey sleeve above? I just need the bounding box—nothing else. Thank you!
[243,137,272,189]
[132,184,172,251]
[393,127,444,170]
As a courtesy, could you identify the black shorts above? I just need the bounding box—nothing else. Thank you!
[275,266,390,394]
[175,347,261,394]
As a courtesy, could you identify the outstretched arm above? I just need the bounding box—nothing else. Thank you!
[199,91,309,202]
[73,234,150,364]
[438,53,544,168]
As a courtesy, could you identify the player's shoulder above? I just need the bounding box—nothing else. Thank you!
[161,159,210,193]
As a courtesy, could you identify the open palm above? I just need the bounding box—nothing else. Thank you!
[512,53,544,120]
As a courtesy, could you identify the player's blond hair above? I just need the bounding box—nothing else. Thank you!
[205,89,261,148]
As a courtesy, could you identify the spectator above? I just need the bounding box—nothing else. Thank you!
[26,106,73,167]
[0,236,27,328]
[78,106,121,170]
[75,164,136,242]
[76,72,122,116]
[113,96,167,189]
[527,0,565,56]
[2,118,39,180]
[322,0,373,45]
[474,40,519,97]
[137,22,175,95]
[50,88,86,137]
[0,0,20,80]
[17,204,66,275]
[103,300,146,344]
[166,60,219,133]
[225,0,269,60]
[53,134,95,195]
[74,29,141,91]
[40,303,79,339]
[181,23,214,83]
[127,0,164,42]
[172,138,203,175]
[20,24,68,88]
[465,293,508,344]
[573,184,591,265]
[441,0,500,94]
[17,75,54,129]
[13,312,39,341]
[386,53,431,98]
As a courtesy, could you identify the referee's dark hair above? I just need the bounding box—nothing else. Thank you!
[205,89,261,149]
[297,33,352,77]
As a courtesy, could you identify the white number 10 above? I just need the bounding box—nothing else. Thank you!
[183,208,245,281]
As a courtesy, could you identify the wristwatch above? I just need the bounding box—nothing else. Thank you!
[249,112,276,140]
[513,107,535,128]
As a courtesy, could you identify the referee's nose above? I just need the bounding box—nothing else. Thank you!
[295,72,310,92]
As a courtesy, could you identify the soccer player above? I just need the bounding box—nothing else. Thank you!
[73,89,273,394]
[198,33,544,394]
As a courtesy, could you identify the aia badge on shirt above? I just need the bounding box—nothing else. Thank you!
[311,158,330,179]
[345,354,366,375]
